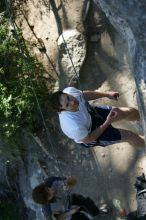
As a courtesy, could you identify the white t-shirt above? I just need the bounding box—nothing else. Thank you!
[59,87,91,143]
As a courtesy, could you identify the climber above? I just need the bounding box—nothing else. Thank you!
[51,87,144,148]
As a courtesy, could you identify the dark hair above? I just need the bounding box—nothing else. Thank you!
[32,184,49,204]
[51,91,65,112]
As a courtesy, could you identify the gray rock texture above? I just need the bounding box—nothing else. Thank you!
[1,1,146,220]
[57,29,86,89]
[93,0,146,139]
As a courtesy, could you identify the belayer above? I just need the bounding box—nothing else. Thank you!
[32,176,109,220]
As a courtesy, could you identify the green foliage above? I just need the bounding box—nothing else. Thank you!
[0,20,48,142]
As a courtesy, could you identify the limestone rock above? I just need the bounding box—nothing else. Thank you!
[93,0,146,140]
[57,29,86,88]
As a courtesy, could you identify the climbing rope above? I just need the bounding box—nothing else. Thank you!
[47,0,110,200]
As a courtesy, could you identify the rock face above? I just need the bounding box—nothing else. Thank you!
[93,0,146,138]
[57,29,86,89]
[1,1,146,220]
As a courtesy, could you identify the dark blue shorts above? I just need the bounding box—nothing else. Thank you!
[80,106,121,148]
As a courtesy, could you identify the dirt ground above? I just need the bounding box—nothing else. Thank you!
[14,0,146,219]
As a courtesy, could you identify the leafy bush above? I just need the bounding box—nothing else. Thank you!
[0,20,48,141]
